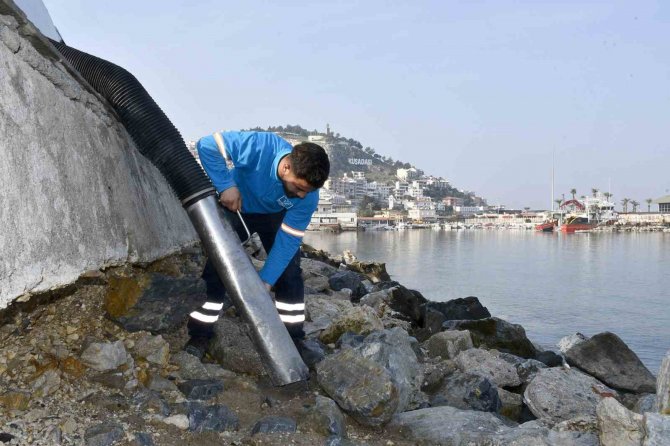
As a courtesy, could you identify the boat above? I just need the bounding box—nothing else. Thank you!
[560,215,596,233]
[535,220,557,232]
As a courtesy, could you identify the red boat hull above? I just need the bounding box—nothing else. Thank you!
[560,223,596,233]
[535,222,556,232]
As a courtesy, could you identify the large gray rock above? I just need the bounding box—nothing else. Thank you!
[316,348,399,426]
[84,422,125,446]
[656,350,670,414]
[301,258,338,279]
[209,316,265,377]
[558,333,588,353]
[80,340,128,372]
[443,317,538,359]
[304,295,353,334]
[319,305,383,344]
[301,396,346,437]
[643,412,670,445]
[423,330,473,360]
[304,275,331,293]
[564,332,656,393]
[389,406,509,444]
[425,296,491,321]
[386,286,427,324]
[430,370,502,413]
[328,270,367,299]
[497,352,548,383]
[498,388,524,422]
[353,328,423,412]
[596,397,644,446]
[524,367,616,425]
[133,334,169,366]
[454,348,522,387]
[105,273,206,333]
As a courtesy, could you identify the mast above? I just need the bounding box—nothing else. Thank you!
[551,151,555,212]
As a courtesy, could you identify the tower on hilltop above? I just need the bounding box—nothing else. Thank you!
[326,123,331,136]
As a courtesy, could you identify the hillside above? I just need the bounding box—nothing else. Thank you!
[246,125,484,205]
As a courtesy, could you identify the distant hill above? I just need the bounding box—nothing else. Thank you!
[245,124,485,206]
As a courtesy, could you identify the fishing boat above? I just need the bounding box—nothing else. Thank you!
[535,220,557,232]
[559,215,595,233]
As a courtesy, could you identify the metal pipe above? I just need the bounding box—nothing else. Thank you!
[186,195,309,386]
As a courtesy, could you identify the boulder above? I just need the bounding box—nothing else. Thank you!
[596,397,644,446]
[643,412,670,445]
[208,316,265,377]
[386,286,427,324]
[105,272,206,333]
[343,259,391,284]
[177,379,224,401]
[443,317,538,359]
[170,351,210,380]
[84,422,125,446]
[316,348,399,426]
[301,395,346,437]
[634,394,657,414]
[498,352,548,383]
[353,328,423,413]
[133,334,170,366]
[454,348,522,387]
[300,244,342,268]
[558,333,588,353]
[328,270,367,300]
[185,402,239,433]
[430,370,502,413]
[319,306,383,344]
[305,295,353,334]
[656,350,670,414]
[304,275,331,293]
[564,332,656,393]
[300,257,339,279]
[423,330,473,360]
[251,416,297,435]
[389,406,509,444]
[80,340,128,372]
[524,367,616,425]
[421,359,458,394]
[425,296,491,321]
[498,388,523,421]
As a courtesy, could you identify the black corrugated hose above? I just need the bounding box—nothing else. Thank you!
[50,39,214,206]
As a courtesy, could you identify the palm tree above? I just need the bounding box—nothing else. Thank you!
[621,198,630,213]
[554,199,563,210]
[570,188,577,201]
[591,188,599,198]
[646,198,653,212]
[603,192,612,203]
[631,200,640,213]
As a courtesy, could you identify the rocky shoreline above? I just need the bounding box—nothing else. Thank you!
[0,245,668,445]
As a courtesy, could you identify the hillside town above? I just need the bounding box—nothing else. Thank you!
[187,128,670,233]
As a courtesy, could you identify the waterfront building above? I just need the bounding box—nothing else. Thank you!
[443,196,464,207]
[654,195,670,213]
[454,206,486,216]
[396,167,423,181]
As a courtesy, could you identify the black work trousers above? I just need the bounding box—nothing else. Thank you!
[187,209,305,340]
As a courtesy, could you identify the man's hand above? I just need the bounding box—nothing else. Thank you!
[219,187,242,212]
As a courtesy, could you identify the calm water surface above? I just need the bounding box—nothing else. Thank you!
[304,230,670,373]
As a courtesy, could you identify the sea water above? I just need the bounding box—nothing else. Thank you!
[305,229,670,373]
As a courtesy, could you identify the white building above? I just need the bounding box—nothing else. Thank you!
[454,206,486,216]
[408,208,436,220]
[396,167,423,181]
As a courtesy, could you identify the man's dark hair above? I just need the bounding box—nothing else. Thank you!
[291,142,330,188]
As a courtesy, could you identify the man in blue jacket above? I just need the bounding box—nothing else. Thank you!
[186,131,329,358]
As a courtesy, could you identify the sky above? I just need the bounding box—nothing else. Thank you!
[41,0,669,210]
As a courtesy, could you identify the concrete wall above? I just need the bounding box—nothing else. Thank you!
[0,3,199,309]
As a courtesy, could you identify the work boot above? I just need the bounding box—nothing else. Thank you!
[184,336,211,361]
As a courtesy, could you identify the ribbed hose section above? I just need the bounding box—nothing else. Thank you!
[50,40,213,202]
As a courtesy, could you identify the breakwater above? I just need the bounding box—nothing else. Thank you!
[1,246,668,445]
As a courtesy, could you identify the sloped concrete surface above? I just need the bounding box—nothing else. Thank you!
[0,3,197,309]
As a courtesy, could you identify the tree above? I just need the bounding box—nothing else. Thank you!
[603,192,613,203]
[646,198,653,213]
[591,188,599,198]
[631,200,640,213]
[621,198,630,213]
[554,198,563,210]
[570,188,577,201]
